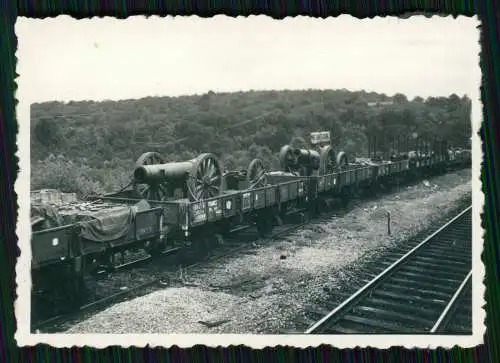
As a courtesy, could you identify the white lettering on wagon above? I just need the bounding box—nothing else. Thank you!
[159,215,164,240]
[207,200,222,219]
[191,202,206,223]
[138,226,154,236]
[242,192,251,210]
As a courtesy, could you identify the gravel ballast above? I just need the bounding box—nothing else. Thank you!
[66,169,472,334]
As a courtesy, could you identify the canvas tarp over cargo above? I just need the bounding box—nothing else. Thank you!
[31,199,151,242]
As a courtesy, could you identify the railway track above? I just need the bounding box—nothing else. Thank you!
[305,205,472,335]
[33,181,471,333]
[32,211,321,333]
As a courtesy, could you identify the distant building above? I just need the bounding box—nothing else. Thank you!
[367,101,394,107]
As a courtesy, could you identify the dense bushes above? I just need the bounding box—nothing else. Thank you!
[30,89,472,197]
[31,155,104,198]
[31,155,131,198]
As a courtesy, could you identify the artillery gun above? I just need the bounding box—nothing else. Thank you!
[133,152,224,202]
[224,158,268,190]
[279,145,320,176]
[320,146,348,173]
[309,131,348,173]
[279,144,347,176]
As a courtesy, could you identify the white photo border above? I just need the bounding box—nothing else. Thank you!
[14,14,486,349]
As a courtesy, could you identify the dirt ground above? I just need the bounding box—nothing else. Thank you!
[65,169,472,334]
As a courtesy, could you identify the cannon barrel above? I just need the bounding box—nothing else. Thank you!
[280,144,347,175]
[132,152,224,202]
[293,148,321,168]
[279,145,321,176]
[134,161,194,184]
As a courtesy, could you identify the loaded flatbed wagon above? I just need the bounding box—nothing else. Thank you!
[31,193,164,294]
[29,130,471,299]
[99,177,304,242]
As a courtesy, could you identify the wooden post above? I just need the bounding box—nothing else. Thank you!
[387,211,391,236]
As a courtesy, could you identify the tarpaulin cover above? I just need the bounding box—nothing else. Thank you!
[31,199,152,242]
[31,205,67,231]
[77,206,135,242]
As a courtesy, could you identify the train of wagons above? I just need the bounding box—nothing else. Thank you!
[30,131,471,296]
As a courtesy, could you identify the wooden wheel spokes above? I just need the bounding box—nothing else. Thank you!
[135,151,165,167]
[188,153,223,201]
[247,158,267,189]
[279,145,297,172]
[336,151,348,170]
[147,182,170,201]
[134,152,169,201]
[325,156,336,171]
[320,146,337,175]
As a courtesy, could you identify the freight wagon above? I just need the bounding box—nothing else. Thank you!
[30,132,471,297]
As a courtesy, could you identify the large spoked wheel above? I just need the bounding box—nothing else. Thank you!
[336,151,348,170]
[320,145,337,175]
[279,145,296,173]
[134,152,170,201]
[187,153,224,201]
[247,158,267,189]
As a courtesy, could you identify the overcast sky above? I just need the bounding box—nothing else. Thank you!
[16,15,480,104]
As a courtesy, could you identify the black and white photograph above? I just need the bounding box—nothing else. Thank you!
[15,15,484,348]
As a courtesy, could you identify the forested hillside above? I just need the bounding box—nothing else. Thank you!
[30,89,472,197]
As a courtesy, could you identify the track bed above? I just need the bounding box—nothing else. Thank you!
[62,170,471,334]
[305,206,472,334]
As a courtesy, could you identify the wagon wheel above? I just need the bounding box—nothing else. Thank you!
[279,145,296,173]
[187,153,224,201]
[319,145,337,175]
[336,151,348,170]
[247,158,267,189]
[133,152,170,201]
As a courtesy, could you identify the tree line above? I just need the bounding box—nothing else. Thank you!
[30,89,472,198]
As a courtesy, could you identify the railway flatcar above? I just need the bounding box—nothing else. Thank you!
[30,131,471,297]
[31,193,164,296]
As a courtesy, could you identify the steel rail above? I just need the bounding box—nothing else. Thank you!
[305,205,472,334]
[430,269,473,333]
[33,211,321,332]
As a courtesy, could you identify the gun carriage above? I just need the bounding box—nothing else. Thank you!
[30,129,472,302]
[133,152,224,202]
[224,158,268,190]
